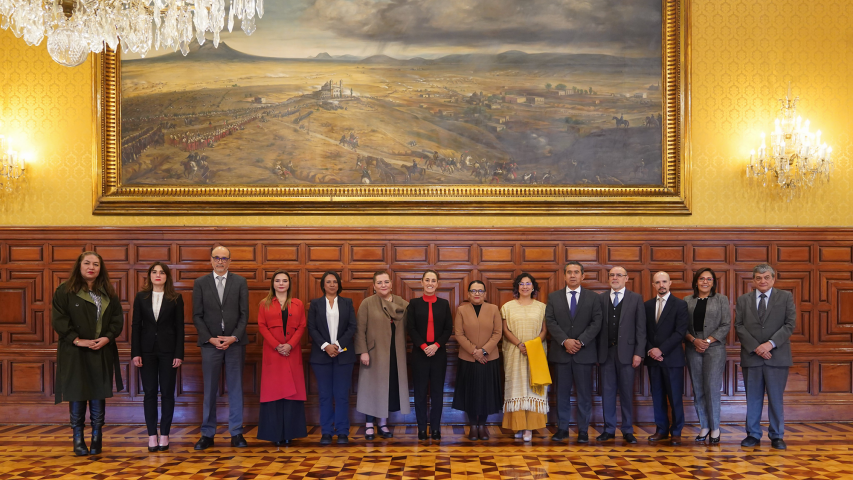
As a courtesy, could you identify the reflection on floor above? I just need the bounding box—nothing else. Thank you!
[0,423,851,479]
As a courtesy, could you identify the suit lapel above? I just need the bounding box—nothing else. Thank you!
[659,297,675,325]
[750,290,761,323]
[208,274,222,307]
[144,293,155,322]
[764,289,781,323]
[560,288,572,320]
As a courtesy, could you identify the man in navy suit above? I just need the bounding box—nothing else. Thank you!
[644,271,689,445]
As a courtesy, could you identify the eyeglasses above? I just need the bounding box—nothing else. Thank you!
[518,282,532,287]
[697,278,714,282]
[608,273,627,278]
[212,256,230,263]
[469,289,485,294]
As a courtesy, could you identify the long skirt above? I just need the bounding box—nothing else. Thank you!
[451,359,503,417]
[257,399,308,442]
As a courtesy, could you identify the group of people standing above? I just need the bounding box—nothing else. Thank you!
[51,246,795,455]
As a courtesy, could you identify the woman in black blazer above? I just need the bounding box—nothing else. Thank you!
[131,262,185,452]
[407,270,453,441]
[307,271,358,445]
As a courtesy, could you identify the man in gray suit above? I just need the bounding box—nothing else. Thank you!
[192,245,249,450]
[596,266,646,443]
[735,263,796,450]
[545,261,602,443]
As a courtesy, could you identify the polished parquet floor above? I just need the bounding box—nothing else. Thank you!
[0,423,851,479]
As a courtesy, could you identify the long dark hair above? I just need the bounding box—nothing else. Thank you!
[66,251,116,298]
[263,269,292,310]
[691,267,718,297]
[512,272,539,299]
[142,262,180,301]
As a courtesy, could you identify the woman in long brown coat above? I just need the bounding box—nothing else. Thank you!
[355,270,410,440]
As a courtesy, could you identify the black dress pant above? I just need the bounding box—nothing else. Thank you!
[141,345,178,436]
[412,349,447,431]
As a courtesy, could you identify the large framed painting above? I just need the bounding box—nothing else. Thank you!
[93,0,691,215]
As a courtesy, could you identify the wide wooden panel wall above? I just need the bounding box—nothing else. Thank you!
[0,227,852,425]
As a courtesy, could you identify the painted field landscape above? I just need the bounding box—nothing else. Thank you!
[120,0,662,187]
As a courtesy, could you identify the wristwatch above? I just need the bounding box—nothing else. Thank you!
[705,338,711,344]
[482,348,488,356]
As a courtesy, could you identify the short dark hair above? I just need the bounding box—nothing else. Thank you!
[565,261,584,274]
[512,272,540,299]
[320,271,343,296]
[468,280,486,290]
[691,267,717,298]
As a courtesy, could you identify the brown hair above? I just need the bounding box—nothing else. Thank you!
[66,251,116,298]
[422,269,440,280]
[262,269,292,310]
[141,262,180,301]
[372,270,392,283]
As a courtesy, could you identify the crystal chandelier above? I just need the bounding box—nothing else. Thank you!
[0,0,264,67]
[746,83,833,201]
[0,134,28,196]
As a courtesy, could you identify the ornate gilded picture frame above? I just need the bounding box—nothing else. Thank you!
[93,0,690,215]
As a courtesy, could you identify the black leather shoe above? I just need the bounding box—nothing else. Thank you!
[468,426,479,441]
[596,432,616,441]
[551,429,569,441]
[418,430,428,440]
[320,434,333,445]
[230,434,248,448]
[194,436,214,450]
[771,438,787,450]
[70,401,89,456]
[576,432,589,444]
[430,428,441,440]
[740,436,761,447]
[378,425,393,439]
[157,444,169,452]
[623,433,638,444]
[148,445,159,452]
[337,435,349,444]
[709,436,721,444]
[695,433,709,442]
[648,430,669,442]
[364,427,375,441]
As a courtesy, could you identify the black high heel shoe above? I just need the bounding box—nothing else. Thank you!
[709,436,721,444]
[695,433,709,442]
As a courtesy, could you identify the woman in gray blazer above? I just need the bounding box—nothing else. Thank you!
[684,268,731,444]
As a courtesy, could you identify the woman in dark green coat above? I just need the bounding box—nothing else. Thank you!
[52,251,124,456]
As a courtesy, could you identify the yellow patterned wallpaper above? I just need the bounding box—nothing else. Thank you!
[1,0,851,227]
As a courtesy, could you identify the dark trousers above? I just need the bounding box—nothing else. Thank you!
[141,346,179,436]
[201,343,245,437]
[554,361,593,432]
[311,359,354,436]
[412,350,447,431]
[744,365,788,440]
[648,364,685,435]
[600,345,637,434]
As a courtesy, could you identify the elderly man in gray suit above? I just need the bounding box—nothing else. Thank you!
[545,261,602,443]
[192,245,249,450]
[596,266,646,444]
[735,263,796,450]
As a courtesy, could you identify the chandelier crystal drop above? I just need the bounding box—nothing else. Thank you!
[745,82,833,201]
[0,0,264,67]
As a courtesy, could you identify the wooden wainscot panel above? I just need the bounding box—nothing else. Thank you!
[50,245,84,262]
[785,362,811,394]
[135,244,172,263]
[394,245,428,263]
[819,362,853,393]
[650,245,685,263]
[735,246,770,263]
[607,245,643,264]
[308,245,343,263]
[819,246,853,263]
[0,287,26,326]
[692,245,727,263]
[93,245,129,263]
[178,245,214,263]
[7,271,44,303]
[178,362,205,395]
[521,245,557,263]
[10,362,45,394]
[264,245,299,263]
[350,245,387,263]
[479,245,514,263]
[565,245,599,263]
[436,246,471,264]
[8,245,44,263]
[777,245,811,263]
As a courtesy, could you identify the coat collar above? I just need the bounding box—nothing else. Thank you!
[76,288,111,323]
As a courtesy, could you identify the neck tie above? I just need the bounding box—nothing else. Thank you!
[758,293,767,321]
[570,290,577,318]
[217,276,226,332]
[612,291,620,307]
[656,297,664,323]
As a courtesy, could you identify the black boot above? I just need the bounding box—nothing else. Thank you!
[69,401,88,456]
[89,399,105,455]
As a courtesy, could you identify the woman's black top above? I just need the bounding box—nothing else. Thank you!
[693,297,708,333]
[473,304,482,316]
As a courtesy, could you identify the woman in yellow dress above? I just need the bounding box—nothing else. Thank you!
[501,272,548,442]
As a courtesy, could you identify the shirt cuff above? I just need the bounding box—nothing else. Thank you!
[321,342,330,350]
[421,343,428,351]
[434,343,441,348]
[768,340,776,348]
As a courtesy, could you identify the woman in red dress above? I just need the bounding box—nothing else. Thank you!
[257,270,307,446]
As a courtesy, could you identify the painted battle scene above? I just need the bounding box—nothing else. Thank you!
[120,0,663,186]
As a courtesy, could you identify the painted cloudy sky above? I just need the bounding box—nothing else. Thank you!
[128,0,661,59]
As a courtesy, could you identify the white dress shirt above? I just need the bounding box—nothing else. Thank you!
[563,286,583,347]
[756,288,776,347]
[610,287,626,305]
[152,291,164,321]
[321,296,342,352]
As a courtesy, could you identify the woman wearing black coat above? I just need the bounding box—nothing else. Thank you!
[407,270,453,440]
[52,251,124,456]
[131,262,185,452]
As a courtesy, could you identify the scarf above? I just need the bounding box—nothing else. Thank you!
[423,294,437,343]
[524,337,552,396]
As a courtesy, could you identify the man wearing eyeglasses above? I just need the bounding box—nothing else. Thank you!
[192,244,249,450]
[545,261,602,443]
[596,266,646,444]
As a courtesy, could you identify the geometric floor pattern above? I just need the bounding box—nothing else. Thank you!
[0,423,852,479]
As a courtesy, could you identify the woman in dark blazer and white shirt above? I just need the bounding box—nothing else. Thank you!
[131,262,185,452]
[407,270,453,441]
[683,267,731,444]
[307,271,358,445]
